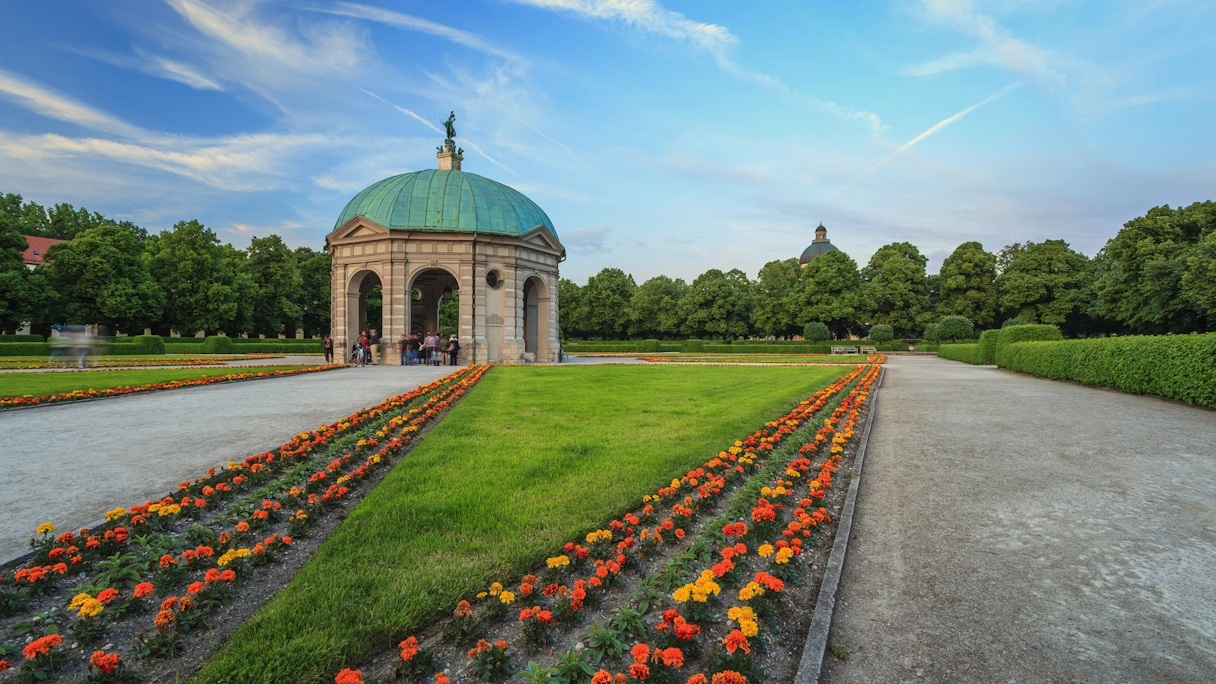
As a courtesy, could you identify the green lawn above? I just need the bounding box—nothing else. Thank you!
[649,354,872,363]
[195,364,849,683]
[0,365,317,398]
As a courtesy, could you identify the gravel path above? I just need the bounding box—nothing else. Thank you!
[0,364,459,560]
[821,356,1216,683]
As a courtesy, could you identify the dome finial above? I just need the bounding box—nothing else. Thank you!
[436,110,464,170]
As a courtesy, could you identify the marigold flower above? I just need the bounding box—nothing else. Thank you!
[630,663,651,680]
[722,630,751,654]
[0,660,10,673]
[687,675,707,684]
[592,671,612,684]
[187,582,205,595]
[631,643,650,663]
[435,674,449,684]
[499,590,515,604]
[134,582,155,598]
[711,672,746,684]
[89,650,120,674]
[454,600,472,617]
[399,636,419,661]
[96,587,119,604]
[36,523,56,535]
[758,544,774,558]
[654,647,684,667]
[334,668,365,684]
[23,634,62,660]
[236,522,250,533]
[155,609,175,631]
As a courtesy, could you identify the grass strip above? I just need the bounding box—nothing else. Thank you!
[193,364,849,683]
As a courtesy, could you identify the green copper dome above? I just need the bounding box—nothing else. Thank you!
[334,170,557,239]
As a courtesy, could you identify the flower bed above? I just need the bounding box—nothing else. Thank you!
[0,365,490,682]
[636,355,881,366]
[0,363,342,408]
[330,359,884,684]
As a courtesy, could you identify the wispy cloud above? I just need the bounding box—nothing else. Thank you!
[838,82,1022,194]
[64,46,223,91]
[511,0,888,136]
[0,68,146,138]
[561,226,614,254]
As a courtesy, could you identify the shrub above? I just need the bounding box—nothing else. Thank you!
[682,339,704,352]
[995,324,1062,365]
[112,335,166,355]
[978,329,1000,365]
[868,325,894,343]
[163,336,206,344]
[938,343,980,364]
[0,334,44,342]
[936,316,974,342]
[998,334,1216,409]
[803,322,831,343]
[0,342,50,355]
[922,323,940,343]
[202,336,235,354]
[1002,318,1031,328]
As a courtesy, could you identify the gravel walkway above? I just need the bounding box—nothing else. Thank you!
[822,356,1216,683]
[0,364,460,560]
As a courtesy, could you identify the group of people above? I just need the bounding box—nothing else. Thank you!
[399,331,459,366]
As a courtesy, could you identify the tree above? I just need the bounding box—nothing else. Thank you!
[297,249,332,337]
[1183,228,1216,321]
[802,322,830,342]
[786,250,861,340]
[42,222,164,333]
[861,242,932,336]
[996,240,1091,332]
[0,215,29,332]
[679,268,752,339]
[936,315,974,342]
[146,220,245,336]
[1090,202,1214,334]
[937,242,997,327]
[868,324,894,343]
[751,259,801,338]
[580,268,636,339]
[243,235,301,336]
[557,278,585,339]
[628,275,687,339]
[922,322,940,343]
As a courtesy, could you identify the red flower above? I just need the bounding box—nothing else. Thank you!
[89,650,120,674]
[631,643,650,664]
[23,634,62,660]
[134,582,155,598]
[399,636,419,661]
[335,668,365,684]
[96,587,119,604]
[630,663,651,680]
[187,582,205,595]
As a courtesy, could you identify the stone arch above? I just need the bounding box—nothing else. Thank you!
[344,268,384,353]
[521,274,551,362]
[408,266,460,337]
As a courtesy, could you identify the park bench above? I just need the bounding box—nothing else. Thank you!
[860,346,876,354]
[831,346,859,355]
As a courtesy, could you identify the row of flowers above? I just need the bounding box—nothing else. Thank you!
[0,354,282,369]
[1,365,492,682]
[635,355,882,366]
[333,361,882,684]
[0,362,342,408]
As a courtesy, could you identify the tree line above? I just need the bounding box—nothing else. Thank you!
[560,201,1215,340]
[0,193,331,338]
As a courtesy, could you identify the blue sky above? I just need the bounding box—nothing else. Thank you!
[1,1,1212,282]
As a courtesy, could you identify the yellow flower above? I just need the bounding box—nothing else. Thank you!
[498,591,515,604]
[69,593,92,610]
[104,507,127,522]
[546,555,570,569]
[785,469,801,478]
[739,618,759,637]
[775,548,794,564]
[727,606,756,622]
[78,598,104,618]
[158,504,181,517]
[758,544,775,558]
[36,523,56,535]
[673,586,692,603]
[235,548,251,558]
[489,582,503,596]
[739,582,764,601]
[808,481,822,491]
[148,504,162,514]
[476,592,488,599]
[670,478,681,489]
[337,475,350,484]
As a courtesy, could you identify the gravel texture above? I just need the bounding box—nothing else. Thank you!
[822,355,1216,683]
[0,364,460,560]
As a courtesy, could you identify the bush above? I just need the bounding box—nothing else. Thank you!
[563,341,680,353]
[998,334,1216,409]
[202,335,235,354]
[228,342,323,354]
[112,335,166,355]
[978,329,1000,365]
[938,343,980,364]
[922,323,940,343]
[0,334,44,342]
[868,325,894,343]
[995,324,1062,365]
[1002,318,1031,328]
[0,342,51,356]
[682,339,704,352]
[164,336,206,344]
[803,322,830,343]
[937,316,974,342]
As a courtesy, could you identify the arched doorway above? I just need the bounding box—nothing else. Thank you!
[409,268,459,336]
[523,279,539,354]
[345,270,383,352]
[521,275,549,362]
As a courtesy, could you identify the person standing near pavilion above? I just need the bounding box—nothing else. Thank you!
[322,334,334,363]
[369,328,380,365]
[447,334,460,365]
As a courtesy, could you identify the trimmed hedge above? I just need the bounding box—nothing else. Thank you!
[995,324,1063,365]
[999,334,1216,409]
[113,335,166,355]
[978,329,1000,365]
[0,334,44,342]
[203,335,235,354]
[1,335,163,356]
[227,341,322,354]
[563,340,681,353]
[0,342,50,356]
[937,343,980,364]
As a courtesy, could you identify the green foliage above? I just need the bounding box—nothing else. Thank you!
[938,242,997,326]
[119,335,166,354]
[996,240,1090,331]
[789,249,861,339]
[1002,318,1031,328]
[0,365,314,398]
[1090,202,1214,334]
[937,343,980,364]
[936,316,974,342]
[751,259,802,337]
[243,235,302,337]
[802,322,830,342]
[679,268,752,339]
[978,329,1000,364]
[438,291,459,336]
[922,323,940,343]
[563,341,679,353]
[0,334,43,341]
[682,338,703,352]
[0,213,30,333]
[994,324,1063,365]
[296,249,332,337]
[628,275,687,339]
[861,242,932,336]
[0,342,49,355]
[868,324,894,343]
[202,335,235,354]
[145,220,245,336]
[997,334,1216,408]
[42,222,164,333]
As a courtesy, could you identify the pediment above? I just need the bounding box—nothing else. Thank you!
[520,225,565,255]
[330,216,390,240]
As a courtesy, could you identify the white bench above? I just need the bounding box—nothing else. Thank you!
[860,346,876,354]
[831,346,859,355]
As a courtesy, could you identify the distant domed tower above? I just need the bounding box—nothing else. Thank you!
[799,223,840,267]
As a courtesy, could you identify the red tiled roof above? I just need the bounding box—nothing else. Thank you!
[21,235,64,266]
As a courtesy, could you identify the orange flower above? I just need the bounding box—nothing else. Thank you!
[89,650,120,674]
[654,647,684,668]
[722,630,751,654]
[96,587,119,604]
[23,634,62,660]
[236,522,250,533]
[435,674,449,684]
[591,671,613,684]
[494,640,508,650]
[334,668,364,684]
[711,671,746,684]
[687,676,707,684]
[629,663,651,680]
[454,600,473,617]
[399,636,419,661]
[614,674,628,684]
[631,643,651,663]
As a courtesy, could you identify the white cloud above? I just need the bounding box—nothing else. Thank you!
[141,52,224,90]
[0,68,146,138]
[561,226,614,254]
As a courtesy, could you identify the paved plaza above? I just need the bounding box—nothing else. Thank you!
[0,364,459,560]
[823,356,1216,682]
